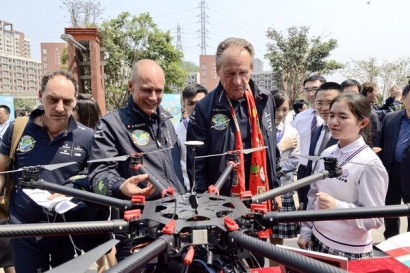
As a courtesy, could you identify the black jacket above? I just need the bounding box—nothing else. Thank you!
[186,80,279,196]
[88,97,185,200]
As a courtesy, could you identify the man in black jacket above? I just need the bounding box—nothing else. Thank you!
[88,59,185,260]
[186,37,281,209]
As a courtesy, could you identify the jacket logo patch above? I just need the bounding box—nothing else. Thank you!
[211,114,229,130]
[17,135,36,153]
[132,130,150,146]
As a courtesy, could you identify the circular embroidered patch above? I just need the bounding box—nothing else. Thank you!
[211,114,229,130]
[132,130,150,146]
[17,135,36,153]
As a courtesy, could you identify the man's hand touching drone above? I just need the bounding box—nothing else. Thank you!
[119,174,156,198]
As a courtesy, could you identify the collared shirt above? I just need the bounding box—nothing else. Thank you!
[394,111,410,162]
[293,108,323,166]
[0,119,10,140]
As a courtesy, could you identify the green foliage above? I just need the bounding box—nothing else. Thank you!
[182,61,200,72]
[101,12,188,110]
[265,26,343,102]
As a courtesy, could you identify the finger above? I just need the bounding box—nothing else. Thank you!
[47,193,64,200]
[128,174,149,184]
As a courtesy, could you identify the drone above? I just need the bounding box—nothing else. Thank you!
[0,151,409,273]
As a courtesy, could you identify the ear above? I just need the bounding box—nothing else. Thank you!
[38,91,43,104]
[359,117,370,129]
[128,81,133,92]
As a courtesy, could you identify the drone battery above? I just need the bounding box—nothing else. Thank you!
[191,229,208,245]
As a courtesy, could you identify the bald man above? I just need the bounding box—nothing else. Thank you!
[88,59,186,260]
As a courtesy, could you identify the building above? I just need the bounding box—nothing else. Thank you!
[251,71,276,92]
[253,58,263,73]
[0,20,41,98]
[186,72,200,85]
[0,20,31,58]
[41,43,67,75]
[199,55,219,91]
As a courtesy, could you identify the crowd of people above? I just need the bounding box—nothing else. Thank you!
[0,36,409,272]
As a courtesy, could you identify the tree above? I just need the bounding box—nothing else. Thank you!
[343,57,410,98]
[101,12,188,110]
[61,0,104,27]
[265,26,343,102]
[182,61,200,72]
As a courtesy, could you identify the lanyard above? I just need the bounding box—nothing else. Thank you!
[339,144,368,167]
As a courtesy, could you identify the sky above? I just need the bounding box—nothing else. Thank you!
[1,0,409,80]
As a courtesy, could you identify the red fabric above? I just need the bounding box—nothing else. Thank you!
[250,257,410,273]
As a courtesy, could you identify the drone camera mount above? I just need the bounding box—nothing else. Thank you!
[323,157,343,177]
[19,166,42,187]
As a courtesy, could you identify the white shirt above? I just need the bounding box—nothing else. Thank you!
[293,108,323,166]
[300,137,388,254]
[0,119,10,140]
[276,122,300,191]
[174,120,189,191]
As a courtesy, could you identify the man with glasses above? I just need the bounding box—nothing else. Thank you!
[293,75,326,210]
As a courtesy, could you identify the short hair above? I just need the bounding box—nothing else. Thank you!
[403,84,410,98]
[182,83,208,100]
[293,99,308,114]
[303,74,326,86]
[0,105,11,115]
[40,70,78,95]
[215,37,255,71]
[74,93,102,129]
[316,82,342,96]
[341,79,362,93]
[361,82,378,96]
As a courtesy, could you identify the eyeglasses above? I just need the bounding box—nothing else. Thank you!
[304,88,319,93]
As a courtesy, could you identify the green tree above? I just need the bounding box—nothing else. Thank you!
[182,61,200,72]
[101,12,188,110]
[265,26,343,102]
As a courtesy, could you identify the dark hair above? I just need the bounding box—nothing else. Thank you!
[330,93,372,146]
[315,82,342,96]
[272,90,289,109]
[361,82,378,97]
[0,105,11,115]
[40,70,78,95]
[182,83,208,100]
[293,99,308,114]
[303,74,326,86]
[341,79,362,93]
[74,93,101,129]
[402,84,410,98]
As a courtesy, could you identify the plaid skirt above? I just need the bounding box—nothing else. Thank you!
[311,234,373,260]
[271,194,300,239]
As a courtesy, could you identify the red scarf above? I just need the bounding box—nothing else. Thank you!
[228,90,270,196]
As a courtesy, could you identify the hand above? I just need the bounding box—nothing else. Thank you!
[297,237,312,250]
[316,192,336,210]
[279,137,298,152]
[372,147,382,153]
[273,196,282,210]
[47,193,66,200]
[120,174,155,198]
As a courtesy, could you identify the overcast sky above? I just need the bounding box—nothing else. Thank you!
[1,0,409,77]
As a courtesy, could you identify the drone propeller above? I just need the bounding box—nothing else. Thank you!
[195,146,268,159]
[46,238,119,273]
[87,146,174,163]
[0,162,77,175]
[294,154,369,166]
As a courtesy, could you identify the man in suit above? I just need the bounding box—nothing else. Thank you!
[301,82,342,209]
[379,84,410,239]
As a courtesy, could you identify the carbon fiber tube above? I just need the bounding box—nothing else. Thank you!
[252,171,329,203]
[214,162,234,191]
[263,204,410,225]
[0,220,128,238]
[229,232,346,273]
[136,165,168,193]
[107,235,174,273]
[23,179,133,209]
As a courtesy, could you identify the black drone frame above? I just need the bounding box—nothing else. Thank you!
[0,156,408,273]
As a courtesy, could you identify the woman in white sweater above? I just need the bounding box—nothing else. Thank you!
[297,93,388,260]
